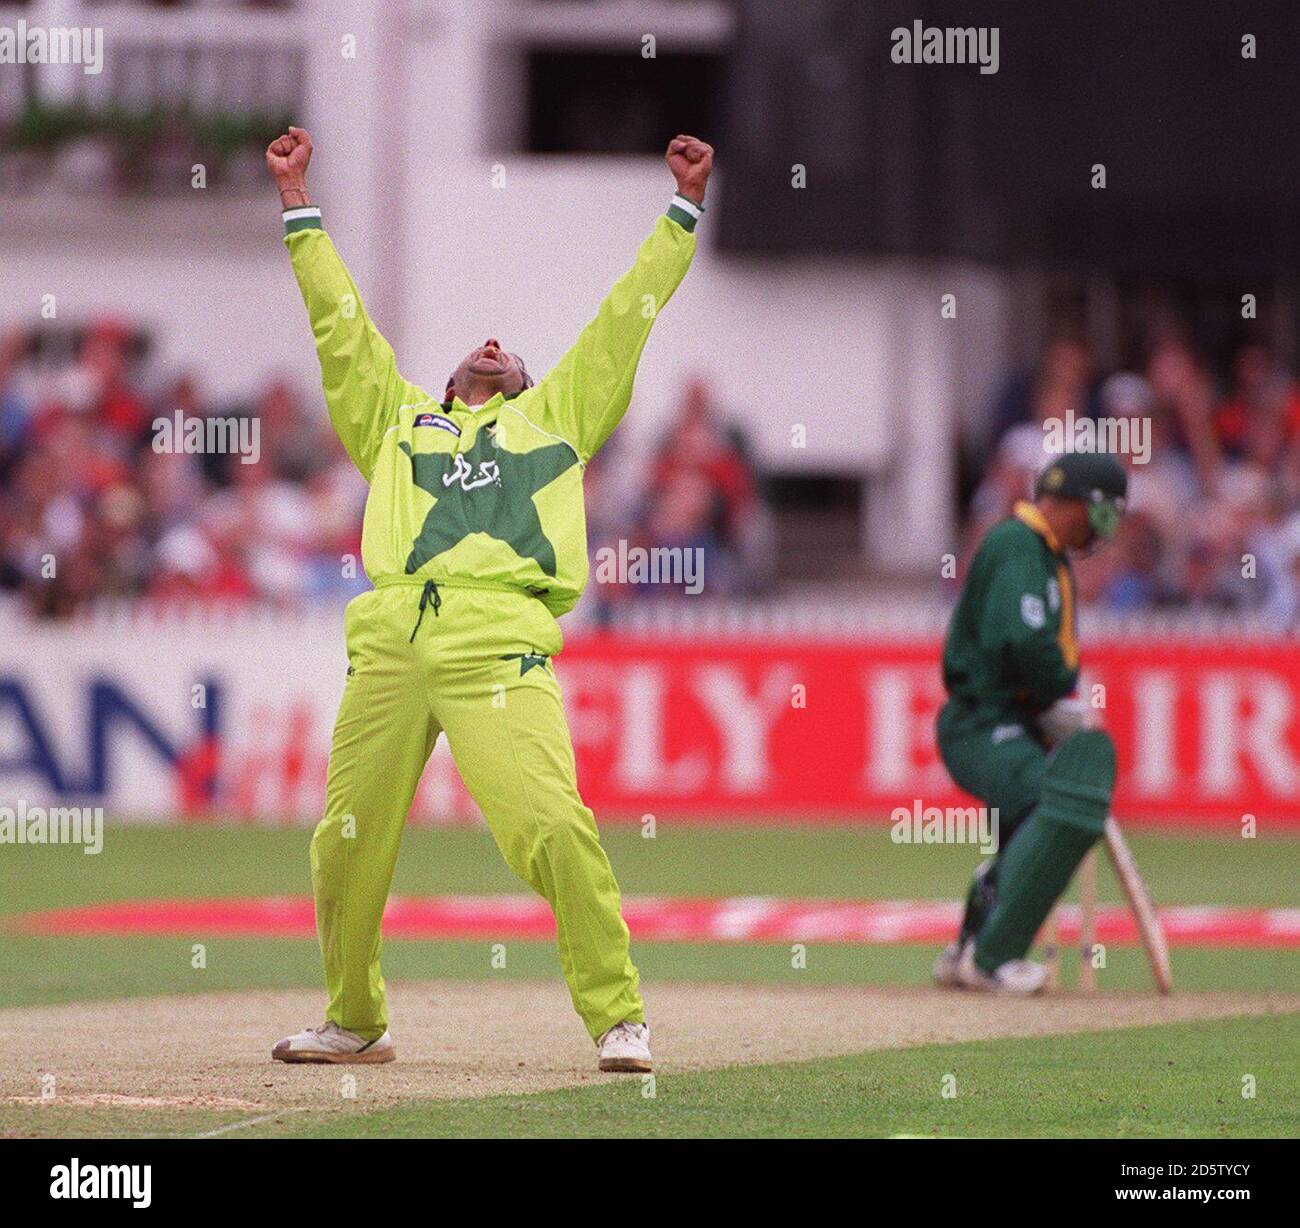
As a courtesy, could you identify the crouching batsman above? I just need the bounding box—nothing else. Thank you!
[933,452,1127,994]
[265,126,712,1070]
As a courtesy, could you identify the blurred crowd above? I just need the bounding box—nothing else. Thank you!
[966,329,1300,628]
[1,320,375,616]
[6,314,1298,626]
[585,376,774,617]
[0,323,772,618]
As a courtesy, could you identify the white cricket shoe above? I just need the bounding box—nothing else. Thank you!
[932,940,968,988]
[272,1021,396,1064]
[596,1021,652,1073]
[957,944,1048,995]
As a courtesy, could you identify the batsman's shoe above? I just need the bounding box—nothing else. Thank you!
[596,1021,652,1073]
[272,1021,396,1064]
[932,940,968,988]
[957,946,1048,995]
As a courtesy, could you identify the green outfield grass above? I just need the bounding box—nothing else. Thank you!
[1,823,1296,1140]
[4,820,1298,911]
[1,823,1296,1010]
[5,936,1298,1012]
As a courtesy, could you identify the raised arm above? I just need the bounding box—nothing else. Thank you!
[530,135,713,462]
[267,127,426,480]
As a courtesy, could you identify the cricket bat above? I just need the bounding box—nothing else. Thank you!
[1104,816,1173,994]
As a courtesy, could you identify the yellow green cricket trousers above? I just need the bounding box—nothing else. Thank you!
[310,578,642,1042]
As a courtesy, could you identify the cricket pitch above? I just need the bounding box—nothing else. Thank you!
[2,981,1295,1134]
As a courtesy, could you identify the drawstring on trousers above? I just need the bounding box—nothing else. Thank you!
[408,579,442,642]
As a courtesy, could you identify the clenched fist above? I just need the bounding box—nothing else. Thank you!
[666,135,713,205]
[266,126,313,188]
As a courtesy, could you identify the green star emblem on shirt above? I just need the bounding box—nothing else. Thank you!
[399,431,578,576]
[501,652,551,676]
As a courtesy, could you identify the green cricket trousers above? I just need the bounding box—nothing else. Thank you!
[936,698,1113,970]
[310,578,643,1042]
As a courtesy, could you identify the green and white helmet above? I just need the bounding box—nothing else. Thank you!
[1035,452,1128,540]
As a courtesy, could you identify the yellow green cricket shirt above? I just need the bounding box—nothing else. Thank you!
[283,195,700,616]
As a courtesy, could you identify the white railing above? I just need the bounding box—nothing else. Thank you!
[0,2,306,131]
[3,592,1294,643]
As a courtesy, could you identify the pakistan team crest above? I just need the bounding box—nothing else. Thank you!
[399,432,577,576]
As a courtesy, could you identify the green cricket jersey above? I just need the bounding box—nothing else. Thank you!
[941,501,1080,718]
[282,196,700,616]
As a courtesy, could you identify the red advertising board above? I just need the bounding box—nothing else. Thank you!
[554,635,1300,825]
[7,621,1293,826]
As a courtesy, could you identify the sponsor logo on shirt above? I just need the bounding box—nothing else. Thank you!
[1020,593,1046,628]
[414,413,461,437]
